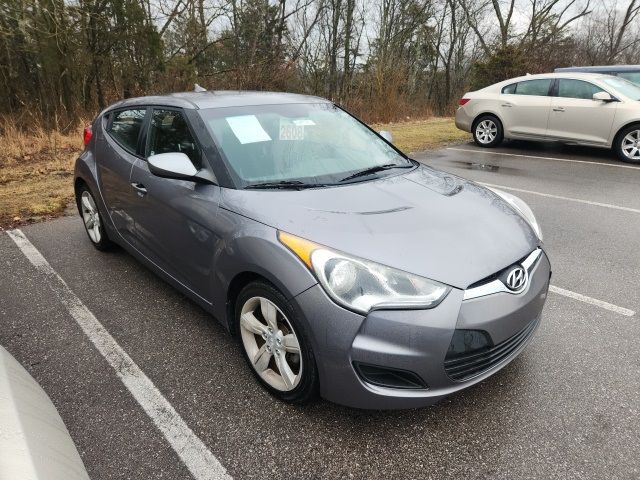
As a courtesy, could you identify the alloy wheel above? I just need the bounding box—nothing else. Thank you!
[621,129,640,160]
[475,119,498,144]
[239,296,302,391]
[81,191,102,244]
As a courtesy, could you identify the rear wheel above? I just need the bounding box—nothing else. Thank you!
[473,115,503,148]
[615,125,640,164]
[236,281,318,404]
[77,185,113,251]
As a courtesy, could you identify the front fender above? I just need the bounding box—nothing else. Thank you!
[209,208,318,324]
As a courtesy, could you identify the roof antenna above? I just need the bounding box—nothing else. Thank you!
[194,83,207,92]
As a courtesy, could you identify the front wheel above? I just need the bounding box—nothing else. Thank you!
[236,281,319,404]
[614,125,640,164]
[473,115,503,148]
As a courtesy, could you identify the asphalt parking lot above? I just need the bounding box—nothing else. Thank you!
[2,139,639,479]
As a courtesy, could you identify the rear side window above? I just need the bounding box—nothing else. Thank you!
[148,109,201,168]
[512,79,552,96]
[557,79,604,99]
[502,83,517,94]
[108,109,145,154]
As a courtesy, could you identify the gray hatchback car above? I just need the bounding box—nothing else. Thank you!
[74,91,550,409]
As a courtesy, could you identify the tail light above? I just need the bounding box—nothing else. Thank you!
[458,98,470,106]
[83,125,93,146]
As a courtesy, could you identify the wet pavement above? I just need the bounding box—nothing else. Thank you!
[1,140,639,479]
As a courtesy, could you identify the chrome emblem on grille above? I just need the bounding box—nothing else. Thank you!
[506,266,527,291]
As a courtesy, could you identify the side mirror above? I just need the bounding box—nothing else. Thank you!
[379,130,393,143]
[148,152,198,180]
[593,91,616,102]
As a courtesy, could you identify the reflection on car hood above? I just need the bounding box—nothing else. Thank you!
[221,165,539,289]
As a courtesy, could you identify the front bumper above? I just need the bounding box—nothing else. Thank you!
[294,250,551,409]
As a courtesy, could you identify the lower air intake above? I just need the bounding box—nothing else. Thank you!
[444,320,537,381]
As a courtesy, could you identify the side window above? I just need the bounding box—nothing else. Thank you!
[148,109,200,168]
[514,79,552,96]
[108,109,145,154]
[502,83,517,94]
[557,79,604,100]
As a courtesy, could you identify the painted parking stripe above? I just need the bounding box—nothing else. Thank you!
[6,229,231,480]
[549,285,635,317]
[447,147,640,170]
[481,182,640,214]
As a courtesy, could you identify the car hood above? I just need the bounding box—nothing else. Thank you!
[221,165,540,289]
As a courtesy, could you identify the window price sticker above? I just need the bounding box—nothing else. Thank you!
[279,119,308,140]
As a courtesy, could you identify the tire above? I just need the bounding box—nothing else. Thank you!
[235,280,319,404]
[473,115,503,148]
[614,124,640,164]
[77,184,114,251]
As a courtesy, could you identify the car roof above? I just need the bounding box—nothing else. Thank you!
[496,72,614,85]
[104,90,330,112]
[555,65,640,73]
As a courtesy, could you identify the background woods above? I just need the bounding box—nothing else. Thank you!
[1,0,640,130]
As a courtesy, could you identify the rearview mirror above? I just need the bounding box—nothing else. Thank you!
[148,152,198,180]
[593,91,615,102]
[379,130,393,143]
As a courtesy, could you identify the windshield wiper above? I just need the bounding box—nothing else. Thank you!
[245,180,326,190]
[339,163,413,183]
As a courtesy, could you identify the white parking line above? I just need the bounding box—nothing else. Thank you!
[481,182,640,214]
[549,285,635,317]
[6,229,231,480]
[447,147,640,170]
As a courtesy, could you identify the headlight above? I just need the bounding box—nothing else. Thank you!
[278,231,451,314]
[487,187,543,241]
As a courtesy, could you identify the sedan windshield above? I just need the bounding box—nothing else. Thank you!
[602,76,640,101]
[199,103,411,187]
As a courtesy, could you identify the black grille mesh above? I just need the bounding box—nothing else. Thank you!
[444,320,537,381]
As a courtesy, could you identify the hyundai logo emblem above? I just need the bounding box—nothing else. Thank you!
[506,266,527,291]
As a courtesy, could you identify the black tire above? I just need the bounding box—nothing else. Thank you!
[76,184,114,251]
[614,124,640,164]
[472,114,504,148]
[235,280,319,404]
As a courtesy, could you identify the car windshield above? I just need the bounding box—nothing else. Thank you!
[199,103,411,187]
[602,76,640,101]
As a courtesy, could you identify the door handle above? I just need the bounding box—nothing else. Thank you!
[501,103,513,107]
[131,182,147,195]
[553,107,565,112]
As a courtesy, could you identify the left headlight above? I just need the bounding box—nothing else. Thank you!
[278,231,451,314]
[488,187,543,241]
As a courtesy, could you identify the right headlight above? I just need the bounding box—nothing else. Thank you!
[278,231,451,314]
[487,187,543,241]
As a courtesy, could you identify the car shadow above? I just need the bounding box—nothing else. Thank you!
[497,139,617,162]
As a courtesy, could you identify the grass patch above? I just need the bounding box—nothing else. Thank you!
[0,116,468,229]
[0,123,80,229]
[372,117,470,153]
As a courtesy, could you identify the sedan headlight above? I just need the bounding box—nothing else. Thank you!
[278,232,450,314]
[487,187,543,241]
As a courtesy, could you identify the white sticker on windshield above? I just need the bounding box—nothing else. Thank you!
[279,119,305,141]
[226,115,271,144]
[293,119,315,126]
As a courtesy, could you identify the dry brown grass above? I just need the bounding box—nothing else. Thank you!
[372,117,470,153]
[0,116,469,229]
[0,120,82,229]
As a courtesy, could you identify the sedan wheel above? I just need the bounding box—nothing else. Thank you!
[239,296,302,391]
[620,129,640,162]
[81,191,102,244]
[472,115,503,148]
[475,120,498,144]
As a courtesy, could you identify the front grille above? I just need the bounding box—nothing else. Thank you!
[444,320,537,381]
